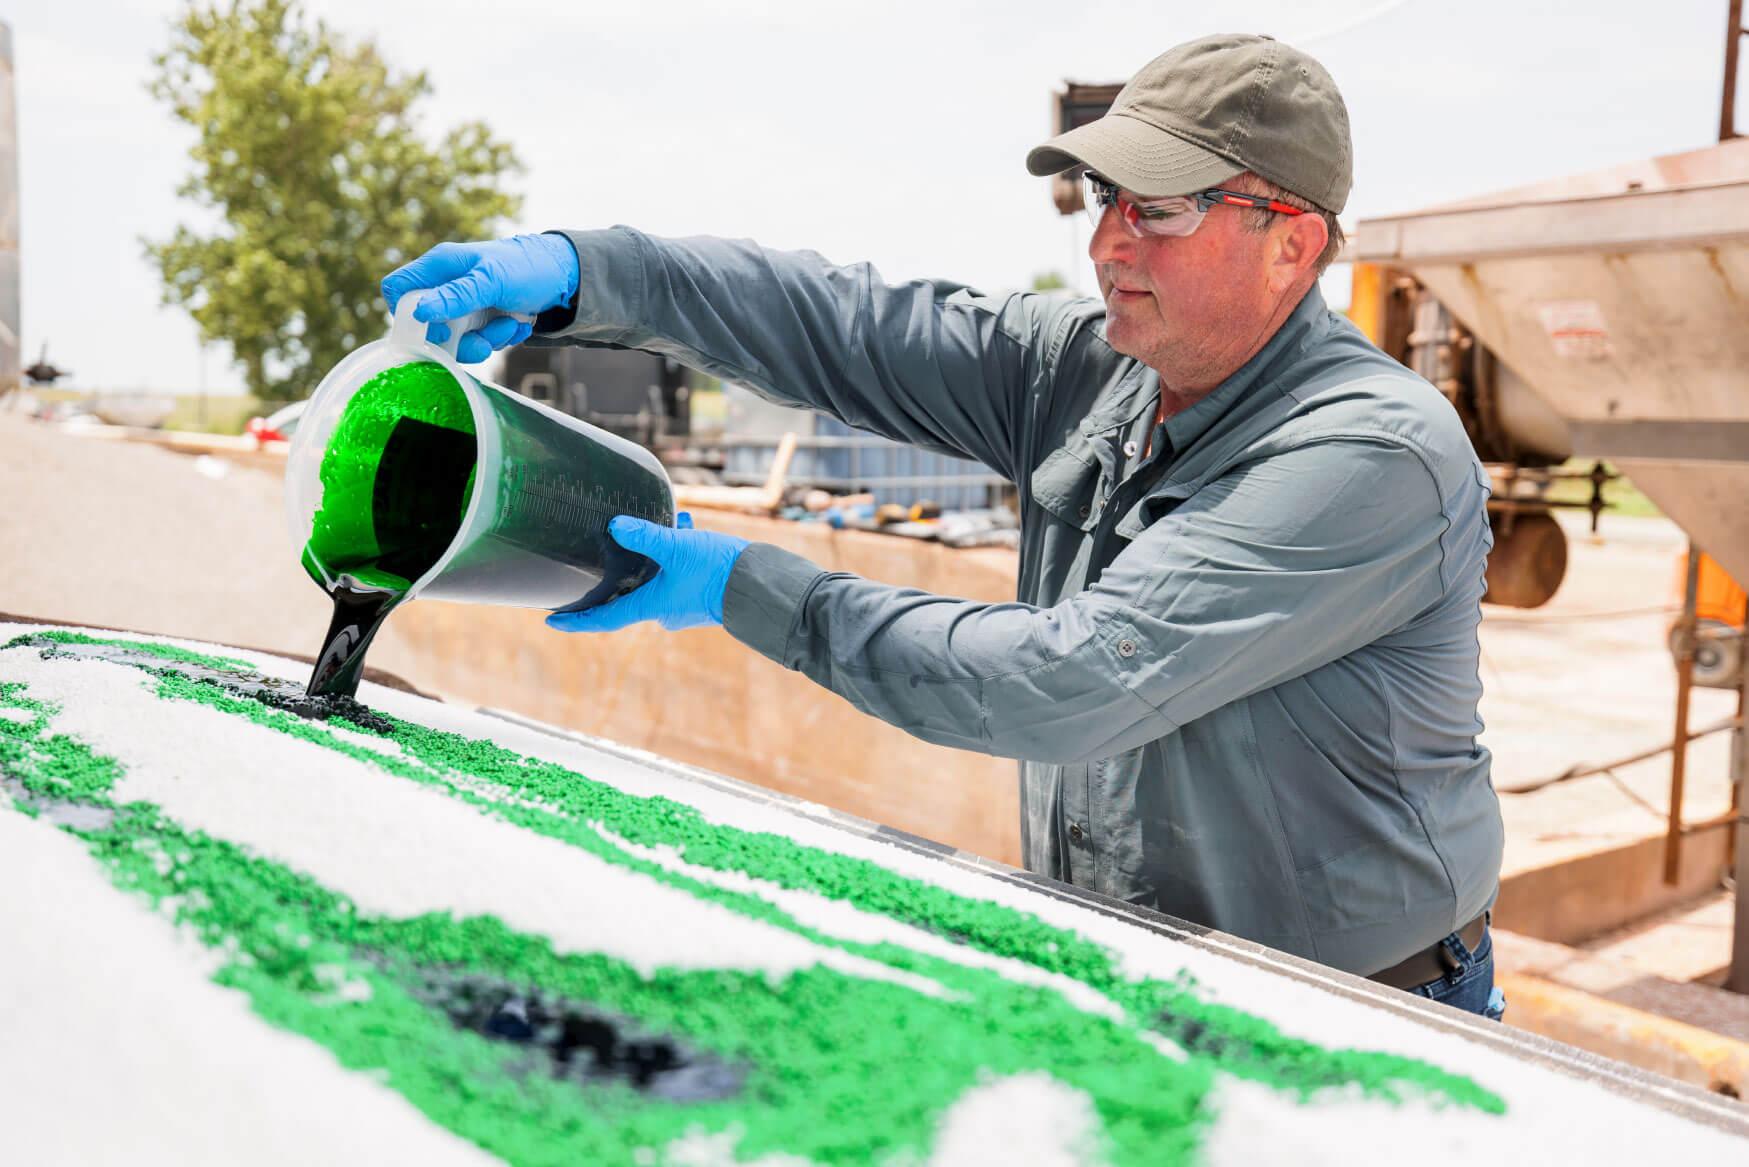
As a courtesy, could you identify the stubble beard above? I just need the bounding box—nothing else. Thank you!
[1103,294,1176,372]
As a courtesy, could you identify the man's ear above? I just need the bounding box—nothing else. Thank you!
[1273,212,1329,290]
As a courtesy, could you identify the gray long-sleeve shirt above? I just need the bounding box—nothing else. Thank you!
[535,227,1504,977]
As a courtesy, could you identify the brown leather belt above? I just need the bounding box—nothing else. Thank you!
[1367,912,1489,991]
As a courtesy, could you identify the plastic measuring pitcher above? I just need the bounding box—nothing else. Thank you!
[286,297,676,613]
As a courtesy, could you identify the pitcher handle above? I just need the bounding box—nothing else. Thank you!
[390,296,533,361]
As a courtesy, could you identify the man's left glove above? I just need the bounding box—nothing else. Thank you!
[380,234,580,363]
[546,514,751,633]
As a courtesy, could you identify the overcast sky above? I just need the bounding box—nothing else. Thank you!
[8,0,1740,393]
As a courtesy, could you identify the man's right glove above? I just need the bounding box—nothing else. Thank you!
[381,234,580,363]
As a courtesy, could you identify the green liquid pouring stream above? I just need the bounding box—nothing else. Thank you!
[303,360,477,698]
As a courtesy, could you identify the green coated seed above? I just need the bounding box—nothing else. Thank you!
[0,632,1505,1166]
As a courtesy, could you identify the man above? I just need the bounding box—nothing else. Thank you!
[384,34,1506,1018]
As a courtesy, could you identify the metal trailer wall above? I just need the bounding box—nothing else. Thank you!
[0,23,18,394]
[368,508,1028,865]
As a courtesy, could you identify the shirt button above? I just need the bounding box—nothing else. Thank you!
[1077,504,1091,519]
[1122,439,1139,458]
[1117,638,1137,658]
[1068,822,1085,842]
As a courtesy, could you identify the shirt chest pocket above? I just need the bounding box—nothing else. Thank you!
[1033,430,1203,542]
[1029,434,1107,532]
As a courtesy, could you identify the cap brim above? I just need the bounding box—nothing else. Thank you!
[1026,112,1243,197]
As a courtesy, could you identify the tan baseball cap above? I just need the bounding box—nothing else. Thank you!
[1026,33,1352,214]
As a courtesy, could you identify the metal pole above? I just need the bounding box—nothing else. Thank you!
[1725,0,1745,141]
[1733,593,1747,876]
[1727,592,1749,994]
[1664,545,1702,885]
[0,22,19,397]
[197,340,208,431]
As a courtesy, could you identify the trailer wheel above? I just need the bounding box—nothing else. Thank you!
[1670,618,1743,690]
[1484,511,1567,608]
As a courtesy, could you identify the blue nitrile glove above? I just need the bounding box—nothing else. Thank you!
[546,513,751,633]
[380,234,580,363]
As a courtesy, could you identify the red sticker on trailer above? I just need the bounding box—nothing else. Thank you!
[1536,300,1613,360]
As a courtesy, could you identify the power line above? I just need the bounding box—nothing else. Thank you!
[1288,0,1421,46]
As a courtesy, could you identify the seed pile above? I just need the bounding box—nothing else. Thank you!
[0,630,1504,1165]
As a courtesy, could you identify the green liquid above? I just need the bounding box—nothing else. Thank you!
[303,360,478,595]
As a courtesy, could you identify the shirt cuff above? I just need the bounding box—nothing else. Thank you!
[722,543,828,667]
[529,227,650,341]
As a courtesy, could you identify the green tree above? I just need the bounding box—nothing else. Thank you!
[146,0,523,402]
[1030,270,1068,292]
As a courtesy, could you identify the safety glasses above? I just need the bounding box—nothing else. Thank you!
[1082,171,1306,239]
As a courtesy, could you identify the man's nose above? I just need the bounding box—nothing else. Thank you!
[1087,203,1133,266]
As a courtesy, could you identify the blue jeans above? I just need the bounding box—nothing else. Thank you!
[1407,925,1507,1021]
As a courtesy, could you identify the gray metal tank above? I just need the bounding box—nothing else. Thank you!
[1355,139,1749,588]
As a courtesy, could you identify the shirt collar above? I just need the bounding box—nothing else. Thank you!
[1078,365,1157,437]
[1161,284,1329,453]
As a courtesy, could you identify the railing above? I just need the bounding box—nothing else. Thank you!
[716,433,1010,509]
